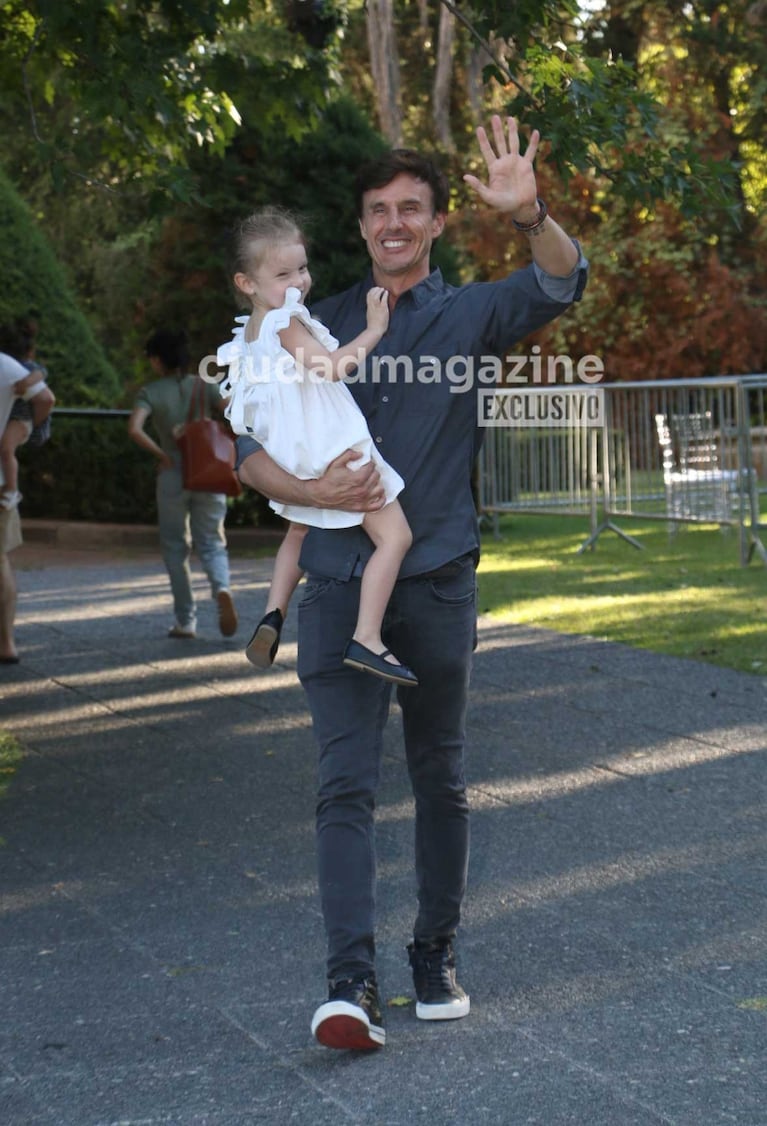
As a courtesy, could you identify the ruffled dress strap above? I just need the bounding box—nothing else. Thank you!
[216,315,250,399]
[218,315,260,436]
[260,287,339,354]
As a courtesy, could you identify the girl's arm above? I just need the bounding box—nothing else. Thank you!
[278,287,389,381]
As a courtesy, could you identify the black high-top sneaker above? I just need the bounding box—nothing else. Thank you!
[407,938,470,1020]
[311,975,386,1049]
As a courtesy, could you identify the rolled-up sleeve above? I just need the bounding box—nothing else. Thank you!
[533,240,589,304]
[235,433,263,471]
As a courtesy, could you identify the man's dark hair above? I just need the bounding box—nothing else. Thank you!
[144,329,190,372]
[354,149,450,217]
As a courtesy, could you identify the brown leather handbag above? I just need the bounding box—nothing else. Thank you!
[175,378,242,497]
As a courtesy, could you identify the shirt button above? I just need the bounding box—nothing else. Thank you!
[375,436,383,444]
[381,395,389,403]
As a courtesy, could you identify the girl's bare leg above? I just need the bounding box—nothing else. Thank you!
[246,521,307,668]
[266,521,308,616]
[354,500,412,664]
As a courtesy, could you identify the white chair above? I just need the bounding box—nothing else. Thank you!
[654,411,746,522]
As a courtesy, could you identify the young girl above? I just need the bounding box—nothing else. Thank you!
[217,206,417,687]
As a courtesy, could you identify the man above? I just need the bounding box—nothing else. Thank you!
[0,349,32,663]
[237,116,589,1049]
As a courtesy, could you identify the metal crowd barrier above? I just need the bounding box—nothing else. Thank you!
[478,376,767,566]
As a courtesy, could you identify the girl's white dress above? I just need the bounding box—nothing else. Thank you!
[217,287,404,528]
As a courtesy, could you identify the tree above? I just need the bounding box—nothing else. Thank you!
[4,0,762,222]
[0,0,342,201]
[432,2,456,150]
[0,0,360,388]
[0,165,119,403]
[365,0,403,144]
[413,0,767,379]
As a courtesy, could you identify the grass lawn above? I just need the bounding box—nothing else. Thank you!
[477,514,767,676]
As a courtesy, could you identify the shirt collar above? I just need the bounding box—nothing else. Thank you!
[361,267,444,309]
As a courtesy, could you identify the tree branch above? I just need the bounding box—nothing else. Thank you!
[437,0,542,110]
[21,22,45,146]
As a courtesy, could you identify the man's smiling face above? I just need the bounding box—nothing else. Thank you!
[358,173,446,289]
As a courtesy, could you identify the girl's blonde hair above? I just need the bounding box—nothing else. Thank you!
[232,206,306,280]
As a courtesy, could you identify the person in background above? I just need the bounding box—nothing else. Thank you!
[128,328,238,640]
[0,348,34,662]
[0,318,55,511]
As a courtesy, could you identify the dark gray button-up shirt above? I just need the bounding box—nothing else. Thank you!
[236,249,588,580]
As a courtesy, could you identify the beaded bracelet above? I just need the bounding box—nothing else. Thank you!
[512,197,548,234]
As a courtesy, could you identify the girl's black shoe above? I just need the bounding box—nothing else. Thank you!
[245,609,284,668]
[342,640,418,687]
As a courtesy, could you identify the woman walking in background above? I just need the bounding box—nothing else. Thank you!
[128,328,238,640]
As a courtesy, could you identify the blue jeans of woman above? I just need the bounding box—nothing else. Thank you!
[156,461,230,629]
[297,554,476,982]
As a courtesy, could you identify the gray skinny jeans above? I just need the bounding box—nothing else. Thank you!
[297,554,476,982]
[156,461,230,629]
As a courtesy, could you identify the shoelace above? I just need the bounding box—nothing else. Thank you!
[331,977,375,1004]
[421,948,454,991]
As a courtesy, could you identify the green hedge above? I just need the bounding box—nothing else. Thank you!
[0,166,120,405]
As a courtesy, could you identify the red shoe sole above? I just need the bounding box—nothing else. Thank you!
[313,1012,385,1050]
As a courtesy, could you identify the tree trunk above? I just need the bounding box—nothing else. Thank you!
[366,0,402,146]
[465,41,492,125]
[432,2,456,150]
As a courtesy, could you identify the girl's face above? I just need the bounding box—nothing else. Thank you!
[237,240,312,312]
